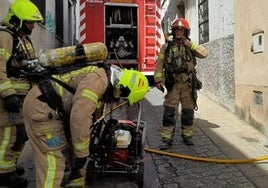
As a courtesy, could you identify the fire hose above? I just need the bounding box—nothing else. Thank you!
[144,147,268,164]
[96,102,268,164]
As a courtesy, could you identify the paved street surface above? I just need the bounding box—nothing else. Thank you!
[1,87,268,188]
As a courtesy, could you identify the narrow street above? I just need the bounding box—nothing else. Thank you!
[1,88,268,188]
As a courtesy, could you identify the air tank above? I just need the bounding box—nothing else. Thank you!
[38,42,108,68]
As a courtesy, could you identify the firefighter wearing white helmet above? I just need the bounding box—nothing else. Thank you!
[154,17,208,149]
[0,0,43,187]
[22,62,149,188]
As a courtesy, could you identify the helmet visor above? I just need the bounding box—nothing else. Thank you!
[110,65,123,86]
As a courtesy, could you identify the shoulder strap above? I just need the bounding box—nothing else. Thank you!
[0,27,20,77]
[49,76,76,94]
[47,61,111,96]
[37,78,72,144]
[165,41,172,55]
[0,28,19,54]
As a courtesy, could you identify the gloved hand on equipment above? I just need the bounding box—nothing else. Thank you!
[3,94,21,113]
[155,81,165,93]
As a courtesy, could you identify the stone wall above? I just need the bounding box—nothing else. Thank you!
[197,35,235,113]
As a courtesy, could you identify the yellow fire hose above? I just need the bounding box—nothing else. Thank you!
[97,102,268,164]
[145,147,268,164]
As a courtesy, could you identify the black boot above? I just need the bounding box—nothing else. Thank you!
[181,134,194,145]
[0,172,28,188]
[159,140,172,150]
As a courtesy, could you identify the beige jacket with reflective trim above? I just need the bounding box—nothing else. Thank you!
[52,66,109,158]
[154,40,208,84]
[0,29,35,98]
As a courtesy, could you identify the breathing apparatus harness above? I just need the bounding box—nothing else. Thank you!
[1,21,114,146]
[21,44,111,144]
[37,59,112,136]
[164,39,202,110]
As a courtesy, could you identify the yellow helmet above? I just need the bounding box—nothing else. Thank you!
[117,68,149,106]
[5,0,43,28]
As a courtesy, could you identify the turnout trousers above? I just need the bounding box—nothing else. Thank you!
[0,98,25,174]
[161,75,195,142]
[23,86,69,188]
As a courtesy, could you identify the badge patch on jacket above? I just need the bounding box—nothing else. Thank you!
[47,136,61,148]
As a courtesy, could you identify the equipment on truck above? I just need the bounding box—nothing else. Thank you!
[79,0,162,76]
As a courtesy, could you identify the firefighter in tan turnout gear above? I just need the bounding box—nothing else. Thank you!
[22,42,149,188]
[154,18,208,150]
[0,0,43,187]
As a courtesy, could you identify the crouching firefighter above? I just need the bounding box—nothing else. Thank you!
[154,18,208,150]
[22,60,149,187]
[0,0,43,187]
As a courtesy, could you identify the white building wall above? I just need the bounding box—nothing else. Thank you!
[182,0,235,112]
[45,0,56,34]
[209,0,233,40]
[0,0,12,22]
[0,0,76,54]
[184,0,198,42]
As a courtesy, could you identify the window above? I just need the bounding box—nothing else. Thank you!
[252,32,264,54]
[55,0,64,40]
[253,90,263,106]
[198,0,209,44]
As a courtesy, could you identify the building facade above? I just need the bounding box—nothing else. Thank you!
[0,0,77,53]
[160,0,268,136]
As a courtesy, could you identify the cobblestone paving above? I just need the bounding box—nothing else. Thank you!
[140,98,257,188]
[1,89,267,188]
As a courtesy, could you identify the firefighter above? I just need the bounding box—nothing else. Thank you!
[22,64,149,188]
[154,18,208,150]
[0,0,43,187]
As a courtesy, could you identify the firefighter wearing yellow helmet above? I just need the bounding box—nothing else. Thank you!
[110,64,149,105]
[0,0,43,187]
[154,17,208,150]
[22,60,149,187]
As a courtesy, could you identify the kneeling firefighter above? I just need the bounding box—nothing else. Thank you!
[0,0,43,187]
[22,44,149,187]
[154,18,208,149]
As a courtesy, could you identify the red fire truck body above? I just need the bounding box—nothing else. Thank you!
[79,0,161,76]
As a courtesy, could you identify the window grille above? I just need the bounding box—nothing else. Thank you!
[198,0,209,43]
[56,0,64,40]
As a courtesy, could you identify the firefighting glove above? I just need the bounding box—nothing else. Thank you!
[11,124,28,152]
[73,157,87,171]
[3,95,21,113]
[68,157,87,180]
[155,81,165,93]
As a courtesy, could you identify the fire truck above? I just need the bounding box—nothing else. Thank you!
[79,0,162,77]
